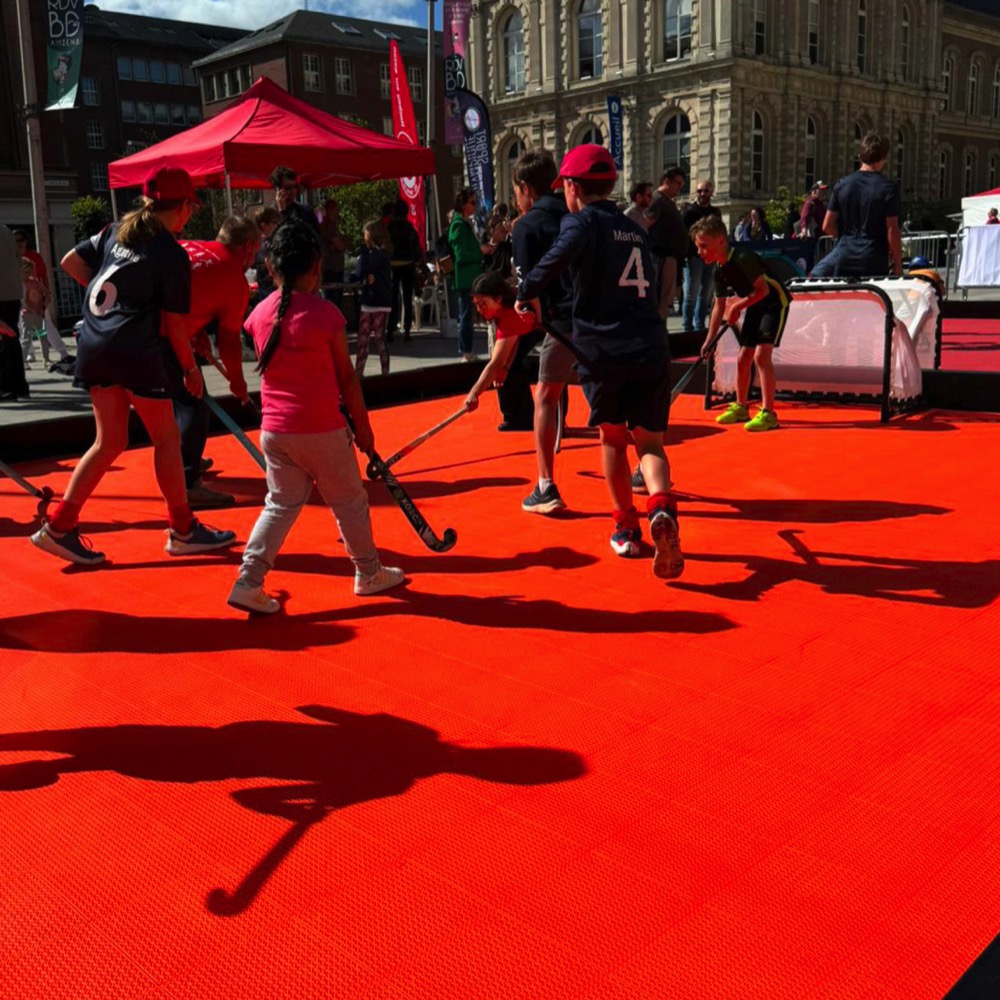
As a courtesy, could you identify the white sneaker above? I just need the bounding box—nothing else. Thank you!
[354,564,405,596]
[227,580,280,614]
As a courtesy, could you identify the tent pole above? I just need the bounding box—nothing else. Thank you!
[112,193,119,222]
[225,173,233,216]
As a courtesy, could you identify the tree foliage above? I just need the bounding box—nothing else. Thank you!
[70,196,113,241]
[317,179,399,251]
[764,186,805,238]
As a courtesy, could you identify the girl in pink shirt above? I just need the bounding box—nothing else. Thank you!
[229,221,404,614]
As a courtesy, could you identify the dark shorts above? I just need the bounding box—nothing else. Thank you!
[74,338,185,400]
[737,303,787,349]
[580,353,672,431]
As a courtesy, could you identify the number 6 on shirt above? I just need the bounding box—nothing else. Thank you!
[617,247,650,298]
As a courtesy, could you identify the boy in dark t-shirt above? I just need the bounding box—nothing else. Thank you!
[517,144,683,580]
[694,215,789,432]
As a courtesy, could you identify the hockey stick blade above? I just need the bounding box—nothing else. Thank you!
[0,458,55,518]
[366,404,470,480]
[367,450,457,552]
[670,322,733,404]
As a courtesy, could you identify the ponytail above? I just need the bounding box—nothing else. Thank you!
[256,283,293,374]
[116,197,183,247]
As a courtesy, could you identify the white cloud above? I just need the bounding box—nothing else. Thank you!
[92,0,425,31]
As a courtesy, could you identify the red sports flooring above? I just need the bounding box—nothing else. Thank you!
[2,391,999,999]
[940,318,1000,372]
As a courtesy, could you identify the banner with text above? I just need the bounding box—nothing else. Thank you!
[389,41,427,251]
[606,95,624,171]
[456,88,494,224]
[443,0,471,145]
[46,0,84,111]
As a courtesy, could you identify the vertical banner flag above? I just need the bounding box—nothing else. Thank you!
[46,0,84,110]
[389,40,427,251]
[444,0,472,145]
[607,95,624,171]
[455,88,494,227]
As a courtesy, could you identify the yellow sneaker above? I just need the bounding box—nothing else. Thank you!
[716,401,750,424]
[744,409,780,432]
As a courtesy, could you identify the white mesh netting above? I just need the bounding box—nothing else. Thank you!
[711,281,930,403]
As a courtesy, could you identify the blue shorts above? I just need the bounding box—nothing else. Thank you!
[580,353,671,431]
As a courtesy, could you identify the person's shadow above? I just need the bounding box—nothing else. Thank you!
[0,705,586,916]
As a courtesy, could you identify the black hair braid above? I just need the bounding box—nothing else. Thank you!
[255,221,321,374]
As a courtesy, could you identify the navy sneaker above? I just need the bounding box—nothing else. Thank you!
[166,519,237,556]
[31,523,106,565]
[610,525,642,558]
[631,465,648,495]
[522,483,566,515]
[650,509,684,579]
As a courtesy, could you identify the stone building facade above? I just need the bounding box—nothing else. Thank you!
[468,0,1000,223]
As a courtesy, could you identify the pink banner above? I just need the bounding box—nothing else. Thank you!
[389,40,426,251]
[443,0,471,145]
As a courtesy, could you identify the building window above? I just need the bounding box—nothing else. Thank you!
[227,69,241,97]
[187,105,201,124]
[380,63,391,100]
[899,7,910,80]
[942,55,954,112]
[116,56,131,80]
[137,101,153,124]
[170,104,185,126]
[662,112,691,193]
[894,129,905,187]
[132,58,149,82]
[183,66,196,86]
[150,60,166,84]
[89,162,108,192]
[993,63,1000,119]
[335,58,353,95]
[202,75,216,103]
[578,0,603,79]
[154,103,169,124]
[167,62,182,85]
[857,0,867,73]
[580,125,603,146]
[807,0,820,65]
[502,11,525,94]
[804,116,817,191]
[751,110,765,191]
[938,149,950,199]
[964,151,976,196]
[81,77,99,106]
[85,120,105,150]
[383,116,394,137]
[853,122,863,172]
[304,53,323,92]
[417,120,426,144]
[968,62,980,116]
[664,0,692,62]
[408,67,424,102]
[753,0,766,56]
[989,153,998,190]
[121,99,136,122]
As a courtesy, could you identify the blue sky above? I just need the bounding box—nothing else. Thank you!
[93,0,441,31]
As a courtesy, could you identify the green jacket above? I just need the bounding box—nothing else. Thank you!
[447,213,483,291]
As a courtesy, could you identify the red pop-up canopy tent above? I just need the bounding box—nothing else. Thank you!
[108,76,436,193]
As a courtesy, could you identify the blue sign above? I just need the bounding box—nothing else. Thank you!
[456,88,495,223]
[607,95,624,171]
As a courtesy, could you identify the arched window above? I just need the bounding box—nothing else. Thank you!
[578,0,603,80]
[989,153,998,190]
[938,148,950,200]
[857,0,867,73]
[664,0,692,61]
[501,11,525,95]
[807,0,820,65]
[853,122,863,172]
[964,151,976,196]
[579,124,603,146]
[804,116,817,191]
[753,0,766,56]
[751,110,765,191]
[942,55,954,112]
[993,63,1000,119]
[968,62,980,116]
[662,112,691,193]
[899,6,910,80]
[894,129,905,187]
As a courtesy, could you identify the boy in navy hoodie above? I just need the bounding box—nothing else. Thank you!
[352,221,393,377]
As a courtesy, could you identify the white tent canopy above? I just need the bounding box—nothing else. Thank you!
[960,185,1000,228]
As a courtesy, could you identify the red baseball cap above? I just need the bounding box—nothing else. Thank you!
[143,166,201,205]
[552,144,618,190]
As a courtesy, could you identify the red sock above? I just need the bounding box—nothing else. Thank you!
[646,492,676,518]
[49,500,82,534]
[613,506,640,531]
[168,504,194,535]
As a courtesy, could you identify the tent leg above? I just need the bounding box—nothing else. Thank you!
[112,193,119,222]
[225,173,233,216]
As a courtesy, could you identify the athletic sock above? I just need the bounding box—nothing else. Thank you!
[539,477,554,492]
[646,491,677,518]
[613,506,640,531]
[49,500,82,534]
[168,504,194,535]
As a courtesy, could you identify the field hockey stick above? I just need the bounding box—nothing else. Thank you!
[0,457,55,519]
[202,393,267,472]
[670,321,735,404]
[203,352,261,417]
[366,450,458,552]
[365,403,470,480]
